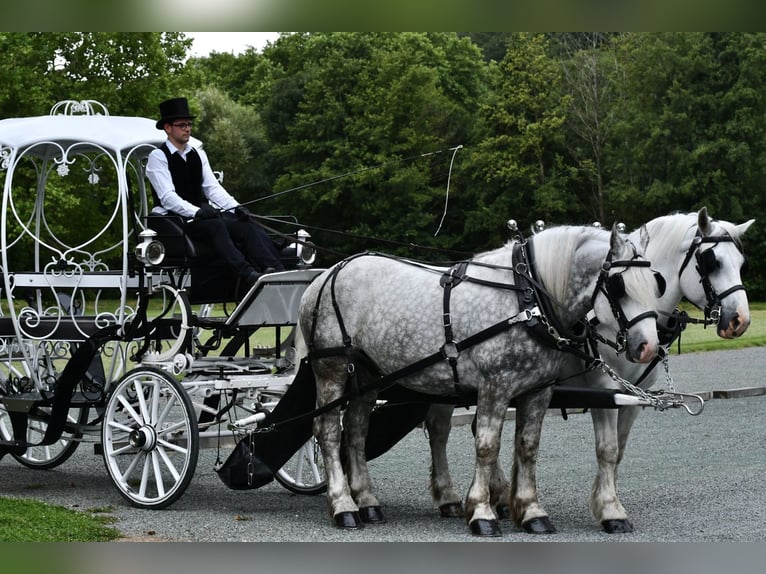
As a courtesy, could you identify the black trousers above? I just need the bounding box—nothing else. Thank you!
[185,213,284,276]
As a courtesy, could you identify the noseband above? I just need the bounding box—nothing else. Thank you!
[678,228,746,322]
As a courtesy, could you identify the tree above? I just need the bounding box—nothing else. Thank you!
[192,86,271,201]
[0,33,192,119]
[255,32,487,260]
[459,33,573,248]
[556,32,623,224]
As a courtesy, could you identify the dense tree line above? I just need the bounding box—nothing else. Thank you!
[1,32,764,296]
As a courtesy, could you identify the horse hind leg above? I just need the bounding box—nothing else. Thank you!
[425,404,464,518]
[343,390,385,524]
[313,364,363,529]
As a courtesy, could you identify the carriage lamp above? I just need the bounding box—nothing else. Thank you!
[295,228,316,267]
[135,229,166,266]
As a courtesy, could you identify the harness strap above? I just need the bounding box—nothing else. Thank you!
[439,261,469,392]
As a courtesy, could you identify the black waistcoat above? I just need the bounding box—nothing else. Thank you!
[153,144,206,208]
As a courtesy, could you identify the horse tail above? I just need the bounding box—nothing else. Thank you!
[292,320,309,367]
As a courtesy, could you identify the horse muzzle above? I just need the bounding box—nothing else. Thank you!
[627,339,658,363]
[717,305,751,339]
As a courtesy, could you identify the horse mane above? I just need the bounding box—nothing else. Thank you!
[531,225,606,303]
[642,212,697,259]
[644,210,748,256]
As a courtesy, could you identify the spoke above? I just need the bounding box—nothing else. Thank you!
[106,419,135,435]
[135,381,151,424]
[118,450,143,484]
[155,419,188,438]
[156,438,188,455]
[151,450,166,497]
[139,452,151,498]
[156,446,181,481]
[116,394,143,426]
[110,441,138,456]
[151,378,160,425]
[156,392,178,429]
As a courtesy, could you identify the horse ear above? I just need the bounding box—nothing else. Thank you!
[609,224,624,253]
[698,206,712,235]
[737,218,755,237]
[638,224,650,252]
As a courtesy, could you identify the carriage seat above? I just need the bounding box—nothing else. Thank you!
[144,214,304,304]
[144,214,301,270]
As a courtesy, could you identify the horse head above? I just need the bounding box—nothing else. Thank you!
[676,207,754,339]
[589,225,662,363]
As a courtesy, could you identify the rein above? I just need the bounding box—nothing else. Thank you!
[304,236,642,412]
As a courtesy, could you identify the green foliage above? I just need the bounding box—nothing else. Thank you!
[2,32,766,295]
[192,86,271,202]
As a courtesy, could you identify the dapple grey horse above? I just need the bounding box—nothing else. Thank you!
[298,224,662,535]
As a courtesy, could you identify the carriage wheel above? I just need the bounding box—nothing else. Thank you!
[2,406,90,469]
[101,367,198,509]
[274,434,327,495]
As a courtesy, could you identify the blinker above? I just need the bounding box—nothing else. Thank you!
[655,272,666,297]
[607,273,625,300]
[696,247,719,275]
[607,270,666,300]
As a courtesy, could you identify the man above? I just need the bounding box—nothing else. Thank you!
[146,97,284,290]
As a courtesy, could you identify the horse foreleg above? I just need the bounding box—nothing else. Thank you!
[464,395,511,537]
[425,404,464,517]
[343,392,385,523]
[510,387,556,534]
[589,407,631,532]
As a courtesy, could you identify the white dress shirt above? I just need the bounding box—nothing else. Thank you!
[146,141,239,218]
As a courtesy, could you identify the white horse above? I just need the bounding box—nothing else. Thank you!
[424,207,753,533]
[298,224,661,535]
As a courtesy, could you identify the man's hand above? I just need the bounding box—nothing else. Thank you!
[235,206,253,222]
[195,204,220,219]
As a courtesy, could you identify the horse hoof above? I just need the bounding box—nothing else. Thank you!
[495,503,511,520]
[334,511,364,529]
[359,506,386,524]
[439,503,464,518]
[602,519,633,533]
[469,519,502,537]
[522,516,556,534]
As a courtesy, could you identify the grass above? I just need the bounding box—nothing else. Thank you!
[0,497,121,542]
[670,301,766,353]
[1,300,763,542]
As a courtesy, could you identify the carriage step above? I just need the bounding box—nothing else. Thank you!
[0,392,47,413]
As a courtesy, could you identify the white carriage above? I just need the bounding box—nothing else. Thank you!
[0,100,325,508]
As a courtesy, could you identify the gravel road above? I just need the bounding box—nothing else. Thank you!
[2,346,765,545]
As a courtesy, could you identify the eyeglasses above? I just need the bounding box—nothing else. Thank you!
[171,122,193,129]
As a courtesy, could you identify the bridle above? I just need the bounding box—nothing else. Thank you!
[590,247,663,354]
[677,228,747,323]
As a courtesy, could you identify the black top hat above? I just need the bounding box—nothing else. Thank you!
[156,97,196,129]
